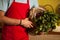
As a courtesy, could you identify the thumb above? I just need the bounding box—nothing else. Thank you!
[25,18,29,20]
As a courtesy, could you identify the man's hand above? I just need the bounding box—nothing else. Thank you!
[21,18,33,28]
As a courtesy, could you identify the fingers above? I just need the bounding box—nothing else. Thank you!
[27,22,33,28]
[22,18,33,28]
[28,24,33,28]
[29,21,33,28]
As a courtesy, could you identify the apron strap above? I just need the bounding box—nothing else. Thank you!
[7,0,10,8]
[13,0,15,2]
[27,0,29,4]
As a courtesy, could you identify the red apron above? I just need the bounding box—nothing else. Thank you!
[2,0,30,40]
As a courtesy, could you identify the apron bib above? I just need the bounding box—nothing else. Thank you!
[2,0,30,40]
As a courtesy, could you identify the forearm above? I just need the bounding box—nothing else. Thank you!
[1,16,20,25]
[0,11,20,25]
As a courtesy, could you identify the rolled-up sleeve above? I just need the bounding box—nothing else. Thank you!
[0,0,8,12]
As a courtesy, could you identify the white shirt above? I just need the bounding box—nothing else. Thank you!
[0,0,38,12]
